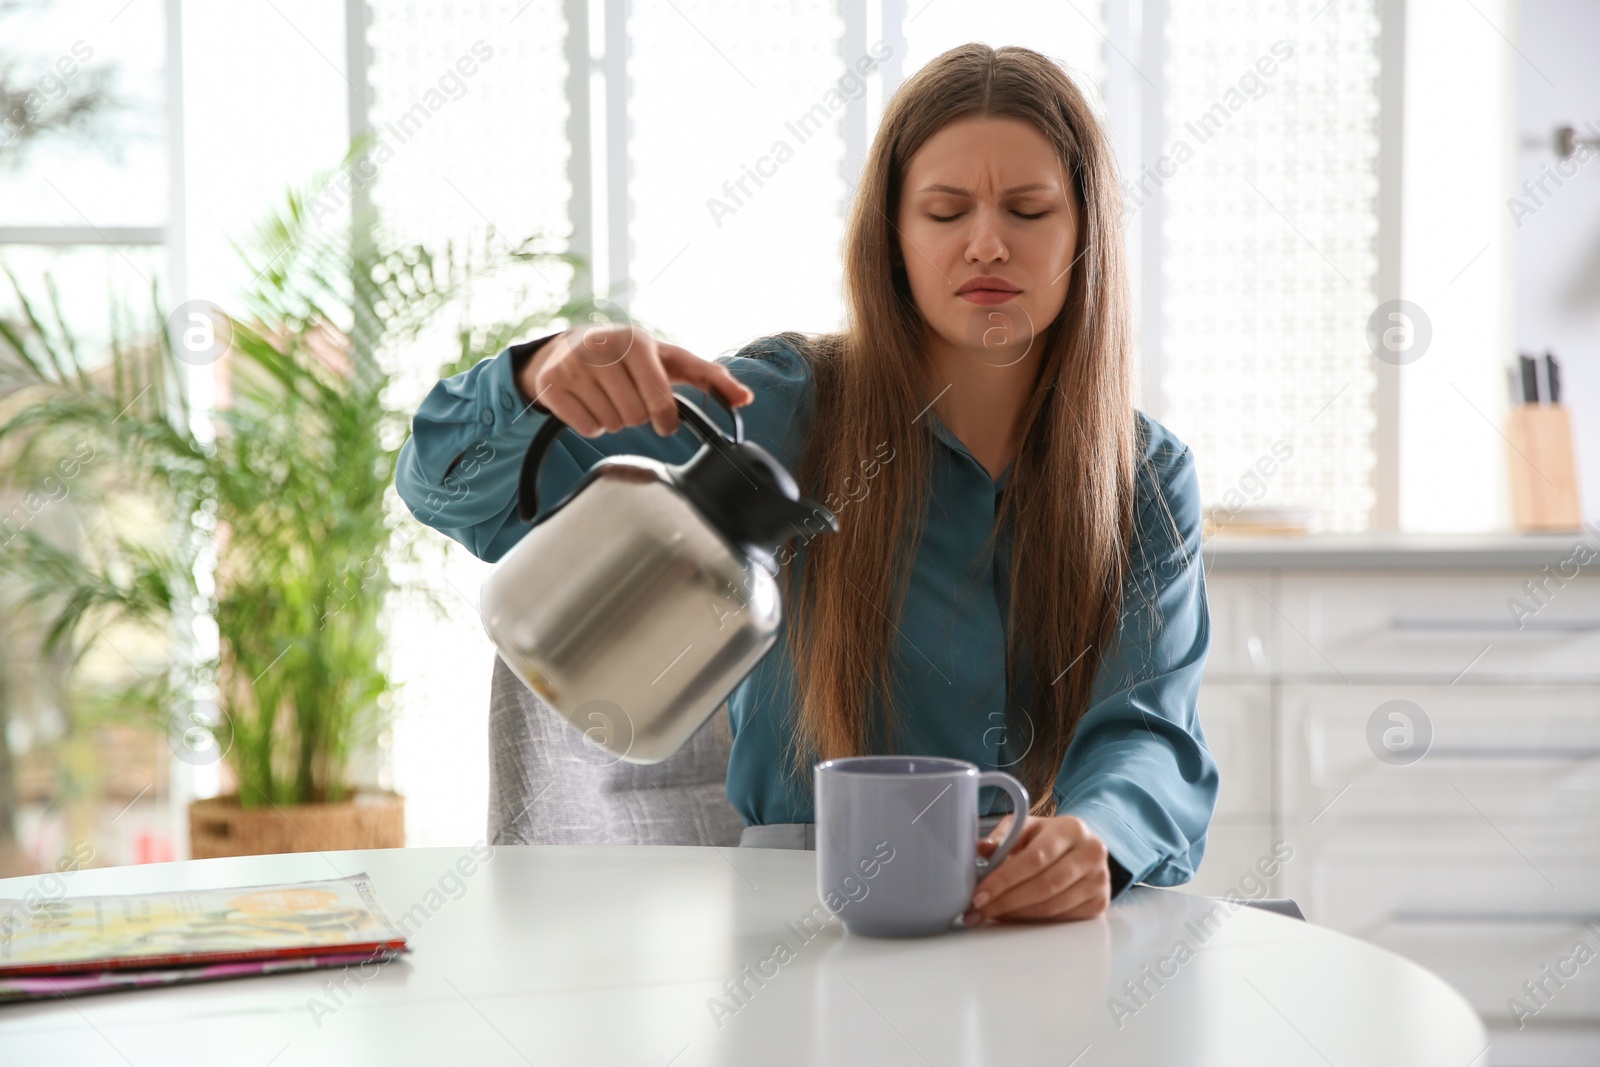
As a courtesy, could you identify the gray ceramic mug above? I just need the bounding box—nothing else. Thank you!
[814,755,1030,937]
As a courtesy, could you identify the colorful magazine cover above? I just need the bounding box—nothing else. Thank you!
[0,949,402,1004]
[0,873,409,977]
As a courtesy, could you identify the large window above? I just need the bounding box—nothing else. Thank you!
[0,0,178,869]
[1156,0,1383,532]
[0,1,1398,860]
[0,0,172,345]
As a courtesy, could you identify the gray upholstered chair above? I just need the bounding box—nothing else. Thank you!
[486,656,1307,922]
[1232,897,1306,921]
[487,655,746,847]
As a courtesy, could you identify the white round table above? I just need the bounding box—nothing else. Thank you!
[0,845,1486,1065]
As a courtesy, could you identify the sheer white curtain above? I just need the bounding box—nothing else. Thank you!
[1158,0,1382,532]
[902,1,1106,101]
[365,0,573,847]
[625,0,849,359]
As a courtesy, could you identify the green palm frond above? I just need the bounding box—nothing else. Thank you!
[1,156,576,809]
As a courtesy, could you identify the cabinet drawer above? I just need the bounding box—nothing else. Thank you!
[1276,572,1600,680]
[1185,820,1278,898]
[1280,685,1600,824]
[1279,826,1600,1022]
[1198,684,1273,820]
[1202,573,1276,678]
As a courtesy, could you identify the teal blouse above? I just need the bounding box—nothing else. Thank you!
[395,334,1218,896]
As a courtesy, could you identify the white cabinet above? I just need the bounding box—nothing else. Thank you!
[1188,683,1277,898]
[1279,684,1600,824]
[1199,683,1274,820]
[1275,572,1600,682]
[1278,826,1600,1024]
[1199,549,1600,1028]
[1185,821,1277,898]
[1202,573,1277,677]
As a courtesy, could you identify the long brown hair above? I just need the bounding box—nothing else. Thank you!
[775,44,1138,818]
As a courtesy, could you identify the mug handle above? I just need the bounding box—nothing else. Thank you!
[974,771,1030,881]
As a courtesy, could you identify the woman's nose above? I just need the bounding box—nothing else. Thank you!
[964,208,1008,264]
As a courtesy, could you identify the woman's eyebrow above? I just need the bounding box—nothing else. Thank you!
[917,182,1058,196]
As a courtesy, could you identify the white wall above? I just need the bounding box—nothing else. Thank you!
[1512,0,1600,524]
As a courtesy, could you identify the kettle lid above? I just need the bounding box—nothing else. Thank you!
[668,397,838,556]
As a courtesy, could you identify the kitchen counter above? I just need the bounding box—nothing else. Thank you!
[1193,534,1600,1041]
[1203,529,1599,569]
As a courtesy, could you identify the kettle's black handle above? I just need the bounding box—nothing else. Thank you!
[516,390,745,524]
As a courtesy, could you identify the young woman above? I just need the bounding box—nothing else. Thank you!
[397,44,1217,925]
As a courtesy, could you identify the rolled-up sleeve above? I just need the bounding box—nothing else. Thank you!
[395,342,565,562]
[1051,427,1218,897]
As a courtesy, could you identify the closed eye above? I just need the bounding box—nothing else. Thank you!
[929,208,1051,221]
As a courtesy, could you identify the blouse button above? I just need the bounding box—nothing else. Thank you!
[480,409,494,426]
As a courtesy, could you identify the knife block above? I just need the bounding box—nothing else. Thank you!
[1505,403,1581,531]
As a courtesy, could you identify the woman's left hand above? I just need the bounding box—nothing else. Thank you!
[963,814,1111,925]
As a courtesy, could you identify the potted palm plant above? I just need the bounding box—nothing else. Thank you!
[0,165,575,857]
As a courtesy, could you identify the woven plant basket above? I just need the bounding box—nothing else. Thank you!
[188,792,405,859]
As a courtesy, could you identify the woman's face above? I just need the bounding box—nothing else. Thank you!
[896,115,1080,366]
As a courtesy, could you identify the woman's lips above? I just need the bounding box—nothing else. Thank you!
[959,289,1020,305]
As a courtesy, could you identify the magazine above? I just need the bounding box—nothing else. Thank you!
[0,949,402,1004]
[0,873,409,979]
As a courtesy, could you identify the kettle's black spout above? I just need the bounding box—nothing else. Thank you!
[781,496,839,543]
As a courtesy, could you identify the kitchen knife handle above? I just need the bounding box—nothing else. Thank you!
[1520,354,1541,404]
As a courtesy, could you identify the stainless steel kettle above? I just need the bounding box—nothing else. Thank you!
[479,392,838,764]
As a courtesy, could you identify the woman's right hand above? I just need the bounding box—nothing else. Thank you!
[515,324,754,438]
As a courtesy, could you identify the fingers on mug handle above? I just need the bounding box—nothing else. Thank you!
[975,772,1030,878]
